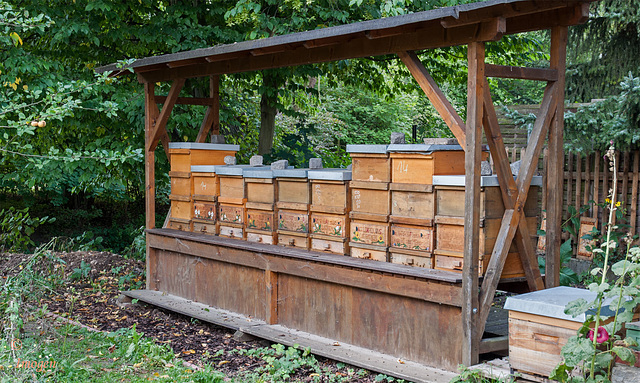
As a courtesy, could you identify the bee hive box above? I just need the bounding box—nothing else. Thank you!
[275,168,311,249]
[309,169,351,255]
[191,165,219,236]
[244,167,277,245]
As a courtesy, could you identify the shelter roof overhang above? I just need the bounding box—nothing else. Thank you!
[96,0,593,83]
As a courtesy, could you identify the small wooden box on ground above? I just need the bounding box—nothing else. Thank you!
[168,142,239,172]
[191,165,219,236]
[388,143,478,185]
[274,168,311,249]
[216,165,254,240]
[432,175,542,278]
[309,169,351,255]
[349,219,389,262]
[244,167,277,245]
[504,287,637,378]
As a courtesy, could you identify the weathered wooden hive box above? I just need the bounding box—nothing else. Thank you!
[244,167,277,245]
[432,175,540,277]
[309,169,352,255]
[347,145,390,262]
[274,168,310,249]
[387,143,467,268]
[215,165,251,240]
[190,165,219,236]
[505,287,616,377]
[167,143,238,231]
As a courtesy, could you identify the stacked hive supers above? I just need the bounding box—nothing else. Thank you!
[387,144,468,268]
[244,167,277,244]
[166,142,540,279]
[274,168,311,249]
[309,169,352,255]
[347,145,391,262]
[167,143,239,232]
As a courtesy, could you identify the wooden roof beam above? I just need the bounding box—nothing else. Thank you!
[485,64,558,81]
[167,57,210,68]
[506,2,590,34]
[138,20,506,83]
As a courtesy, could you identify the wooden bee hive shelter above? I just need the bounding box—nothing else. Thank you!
[274,168,311,249]
[98,1,595,379]
[348,145,391,262]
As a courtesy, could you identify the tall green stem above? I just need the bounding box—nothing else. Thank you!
[590,149,617,379]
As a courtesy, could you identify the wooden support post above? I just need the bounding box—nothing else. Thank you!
[630,151,639,238]
[145,82,158,290]
[462,41,484,367]
[546,26,567,288]
[196,75,220,142]
[397,51,466,147]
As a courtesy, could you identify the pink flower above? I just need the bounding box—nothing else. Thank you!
[588,326,609,344]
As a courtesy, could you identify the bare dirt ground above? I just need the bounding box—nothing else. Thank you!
[0,250,389,382]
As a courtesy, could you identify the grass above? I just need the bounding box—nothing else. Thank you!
[0,323,224,383]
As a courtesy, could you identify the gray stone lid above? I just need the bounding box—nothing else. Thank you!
[168,142,240,151]
[190,165,218,173]
[215,165,268,176]
[387,143,463,153]
[433,175,543,187]
[308,169,352,181]
[273,168,309,178]
[243,167,274,179]
[346,144,388,154]
[504,286,627,322]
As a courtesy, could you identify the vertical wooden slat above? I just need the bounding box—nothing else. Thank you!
[584,153,591,209]
[565,153,574,220]
[545,26,567,289]
[630,151,639,238]
[621,151,630,209]
[594,150,601,224]
[462,41,484,367]
[575,153,582,213]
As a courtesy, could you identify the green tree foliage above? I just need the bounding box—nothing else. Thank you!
[567,0,640,101]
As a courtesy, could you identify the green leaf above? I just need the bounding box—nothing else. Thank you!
[561,336,594,367]
[612,346,636,364]
[565,298,591,317]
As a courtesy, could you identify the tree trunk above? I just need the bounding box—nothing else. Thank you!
[258,72,279,155]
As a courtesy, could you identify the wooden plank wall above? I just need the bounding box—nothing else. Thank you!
[490,147,640,246]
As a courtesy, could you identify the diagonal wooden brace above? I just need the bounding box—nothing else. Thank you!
[477,82,559,340]
[147,78,185,153]
[196,75,220,143]
[397,51,466,147]
[481,80,544,291]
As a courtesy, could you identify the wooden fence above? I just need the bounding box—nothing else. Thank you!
[493,148,640,247]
